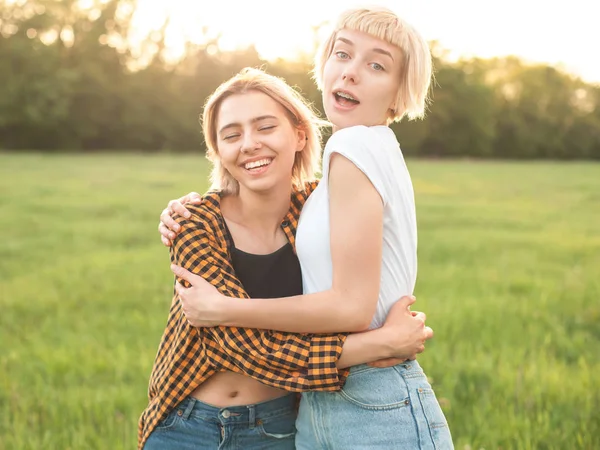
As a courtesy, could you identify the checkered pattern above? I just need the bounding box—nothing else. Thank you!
[138,181,349,449]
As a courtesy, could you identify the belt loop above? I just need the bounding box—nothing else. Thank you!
[181,397,196,420]
[247,404,256,429]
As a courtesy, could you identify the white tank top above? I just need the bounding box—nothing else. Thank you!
[296,125,417,330]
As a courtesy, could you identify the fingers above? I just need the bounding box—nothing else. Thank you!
[367,357,405,368]
[424,326,434,340]
[160,208,182,233]
[161,235,172,247]
[387,295,416,319]
[397,294,416,309]
[182,192,202,205]
[171,264,200,286]
[158,221,176,243]
[412,311,427,323]
[169,200,192,219]
[174,281,186,298]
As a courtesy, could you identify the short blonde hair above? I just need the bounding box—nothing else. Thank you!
[202,67,325,195]
[314,7,433,123]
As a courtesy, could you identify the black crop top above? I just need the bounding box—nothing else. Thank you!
[230,243,303,298]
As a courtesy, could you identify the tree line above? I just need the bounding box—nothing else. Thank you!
[2,0,599,159]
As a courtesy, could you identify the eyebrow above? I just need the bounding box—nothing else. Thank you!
[218,115,278,134]
[335,37,395,62]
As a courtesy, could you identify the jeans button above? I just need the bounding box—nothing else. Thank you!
[222,409,231,418]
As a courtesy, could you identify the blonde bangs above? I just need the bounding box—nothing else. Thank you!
[315,7,433,123]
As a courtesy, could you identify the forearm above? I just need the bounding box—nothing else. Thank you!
[221,289,376,333]
[336,328,392,369]
[207,326,349,390]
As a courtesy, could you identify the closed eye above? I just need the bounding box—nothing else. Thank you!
[259,125,277,132]
[223,133,240,141]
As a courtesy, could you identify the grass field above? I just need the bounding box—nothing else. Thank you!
[1,153,599,449]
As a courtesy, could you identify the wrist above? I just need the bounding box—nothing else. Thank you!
[219,296,241,326]
[374,327,397,359]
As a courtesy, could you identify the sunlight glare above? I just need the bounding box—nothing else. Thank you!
[129,0,600,82]
[131,0,318,62]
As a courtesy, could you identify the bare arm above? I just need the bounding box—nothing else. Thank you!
[174,265,433,370]
[219,153,383,332]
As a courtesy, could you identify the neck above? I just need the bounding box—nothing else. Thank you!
[225,182,292,234]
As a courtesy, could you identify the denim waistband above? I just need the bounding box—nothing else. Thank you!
[175,394,296,425]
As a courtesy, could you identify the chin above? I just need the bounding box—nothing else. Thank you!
[325,109,358,131]
[242,178,277,194]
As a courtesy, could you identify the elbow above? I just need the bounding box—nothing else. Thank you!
[354,313,374,332]
[341,301,376,332]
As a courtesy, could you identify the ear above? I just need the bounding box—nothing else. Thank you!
[295,128,307,153]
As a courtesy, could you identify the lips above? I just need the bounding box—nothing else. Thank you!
[333,89,360,105]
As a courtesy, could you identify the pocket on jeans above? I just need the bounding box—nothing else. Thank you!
[154,409,181,431]
[339,366,411,410]
[258,413,297,439]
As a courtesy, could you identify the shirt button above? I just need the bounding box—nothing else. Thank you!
[281,220,290,227]
[222,409,231,418]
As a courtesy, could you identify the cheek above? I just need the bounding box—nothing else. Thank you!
[372,84,398,112]
[217,146,239,170]
[385,79,401,107]
[277,137,301,167]
[321,59,338,90]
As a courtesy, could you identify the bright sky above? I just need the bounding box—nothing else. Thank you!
[130,0,600,83]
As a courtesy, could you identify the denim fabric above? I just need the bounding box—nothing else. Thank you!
[295,361,453,449]
[144,394,296,450]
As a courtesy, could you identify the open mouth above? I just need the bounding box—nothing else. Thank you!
[334,90,360,107]
[243,158,273,173]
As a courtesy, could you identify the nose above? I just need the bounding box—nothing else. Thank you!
[240,132,261,153]
[341,62,359,84]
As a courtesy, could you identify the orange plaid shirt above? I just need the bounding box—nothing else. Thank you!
[138,181,349,449]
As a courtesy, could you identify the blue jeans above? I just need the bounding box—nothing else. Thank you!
[144,394,297,450]
[296,361,453,449]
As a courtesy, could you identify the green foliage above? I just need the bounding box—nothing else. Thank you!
[1,0,599,158]
[1,154,599,449]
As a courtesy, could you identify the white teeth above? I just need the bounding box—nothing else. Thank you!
[336,91,356,101]
[244,158,272,170]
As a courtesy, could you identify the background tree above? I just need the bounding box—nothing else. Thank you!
[1,0,598,158]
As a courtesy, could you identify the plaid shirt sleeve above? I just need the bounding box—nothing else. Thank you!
[170,199,347,391]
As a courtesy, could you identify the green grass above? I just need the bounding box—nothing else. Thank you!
[1,153,599,449]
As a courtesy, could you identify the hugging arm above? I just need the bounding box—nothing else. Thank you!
[165,198,431,382]
[169,206,350,389]
[218,153,384,333]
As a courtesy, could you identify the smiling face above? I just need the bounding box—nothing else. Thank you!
[322,28,403,130]
[215,90,306,195]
